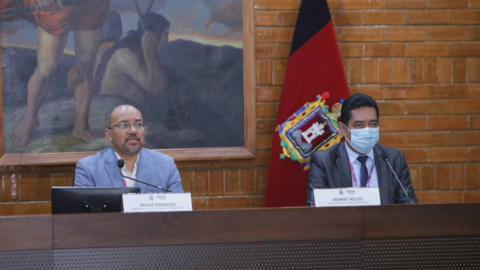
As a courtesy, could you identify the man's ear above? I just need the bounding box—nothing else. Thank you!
[105,128,113,142]
[338,122,348,136]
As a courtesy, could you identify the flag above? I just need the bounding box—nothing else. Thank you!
[264,0,350,207]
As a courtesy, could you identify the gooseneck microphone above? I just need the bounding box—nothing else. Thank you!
[383,157,410,204]
[117,159,173,193]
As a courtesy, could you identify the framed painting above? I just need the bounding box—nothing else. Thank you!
[0,0,255,165]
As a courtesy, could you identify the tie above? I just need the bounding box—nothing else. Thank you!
[357,156,369,187]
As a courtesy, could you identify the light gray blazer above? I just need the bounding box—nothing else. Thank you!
[307,142,418,205]
[75,148,184,193]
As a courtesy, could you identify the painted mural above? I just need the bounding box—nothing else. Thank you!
[0,0,244,154]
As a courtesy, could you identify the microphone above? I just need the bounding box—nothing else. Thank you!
[382,156,410,204]
[117,159,173,193]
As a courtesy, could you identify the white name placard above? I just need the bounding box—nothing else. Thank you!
[314,188,381,207]
[122,193,193,213]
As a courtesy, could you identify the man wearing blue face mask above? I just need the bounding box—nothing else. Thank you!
[306,93,418,205]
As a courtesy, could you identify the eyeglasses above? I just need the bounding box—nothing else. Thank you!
[108,122,146,130]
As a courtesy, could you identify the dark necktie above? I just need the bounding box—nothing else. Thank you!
[357,156,369,187]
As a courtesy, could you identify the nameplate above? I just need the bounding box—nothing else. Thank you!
[122,193,193,213]
[314,188,381,207]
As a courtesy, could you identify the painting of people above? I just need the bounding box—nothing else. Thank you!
[0,0,245,155]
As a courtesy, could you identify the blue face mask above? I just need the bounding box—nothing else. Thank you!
[345,127,379,154]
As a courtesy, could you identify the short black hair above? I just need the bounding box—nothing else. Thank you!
[340,93,379,125]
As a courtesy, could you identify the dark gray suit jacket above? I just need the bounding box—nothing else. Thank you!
[74,148,184,193]
[307,142,418,205]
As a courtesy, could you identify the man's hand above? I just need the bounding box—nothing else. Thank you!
[37,0,59,12]
[141,31,159,55]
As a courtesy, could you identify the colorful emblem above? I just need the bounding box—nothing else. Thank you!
[277,92,344,171]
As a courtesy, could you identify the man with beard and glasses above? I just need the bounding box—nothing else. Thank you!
[74,105,183,193]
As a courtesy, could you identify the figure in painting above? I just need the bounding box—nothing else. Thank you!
[94,12,170,105]
[93,11,188,134]
[2,0,110,146]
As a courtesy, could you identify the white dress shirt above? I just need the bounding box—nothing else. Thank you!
[115,152,139,187]
[344,143,378,188]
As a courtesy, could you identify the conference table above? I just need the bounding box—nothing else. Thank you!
[0,203,479,269]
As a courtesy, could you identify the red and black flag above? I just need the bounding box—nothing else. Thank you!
[264,0,350,207]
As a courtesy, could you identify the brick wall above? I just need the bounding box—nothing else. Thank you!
[255,0,480,204]
[1,0,479,215]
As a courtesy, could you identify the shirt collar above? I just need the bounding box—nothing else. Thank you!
[344,142,375,164]
[114,151,139,172]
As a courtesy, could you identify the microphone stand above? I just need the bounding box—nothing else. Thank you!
[120,172,173,193]
[117,160,173,193]
[383,157,410,204]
